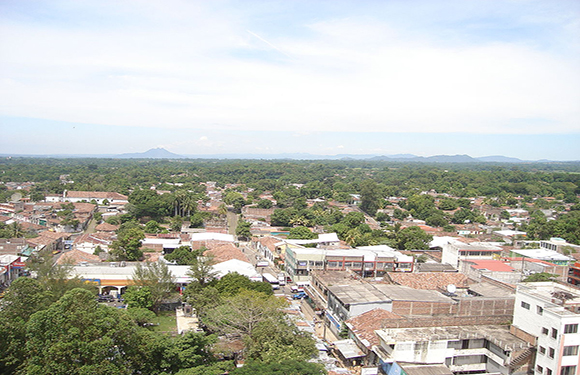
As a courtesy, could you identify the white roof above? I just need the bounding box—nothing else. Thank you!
[494,230,526,237]
[0,254,21,265]
[511,249,573,262]
[318,233,340,242]
[289,245,411,262]
[333,339,365,359]
[142,238,181,246]
[430,236,462,248]
[212,259,260,279]
[71,261,260,284]
[190,232,235,242]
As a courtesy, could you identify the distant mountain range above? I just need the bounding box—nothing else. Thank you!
[2,148,577,163]
[113,149,560,163]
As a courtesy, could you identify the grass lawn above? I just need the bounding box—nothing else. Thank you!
[152,310,177,333]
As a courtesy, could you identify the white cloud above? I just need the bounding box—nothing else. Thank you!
[0,1,578,135]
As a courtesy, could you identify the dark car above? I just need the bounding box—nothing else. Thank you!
[97,295,116,302]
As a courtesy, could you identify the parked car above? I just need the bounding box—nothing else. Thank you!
[292,291,307,300]
[97,294,115,302]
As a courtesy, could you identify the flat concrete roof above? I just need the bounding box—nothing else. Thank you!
[511,249,573,262]
[376,325,530,351]
[398,364,453,375]
[374,284,454,303]
[468,282,515,298]
[333,339,365,359]
[327,283,454,305]
[517,282,580,317]
[328,283,392,305]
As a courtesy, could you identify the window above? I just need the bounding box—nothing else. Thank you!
[542,327,549,335]
[521,301,531,309]
[563,346,579,356]
[552,328,558,339]
[549,347,555,359]
[561,366,576,375]
[547,369,552,375]
[537,365,544,373]
[537,306,544,315]
[539,346,546,355]
[565,324,579,334]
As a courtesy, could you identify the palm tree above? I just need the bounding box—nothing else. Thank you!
[181,194,197,218]
[8,222,24,238]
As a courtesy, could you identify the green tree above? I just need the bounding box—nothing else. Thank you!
[160,331,219,372]
[128,189,170,219]
[288,226,317,240]
[393,208,407,221]
[236,220,252,240]
[342,211,365,228]
[27,253,97,302]
[231,360,326,375]
[165,246,198,265]
[438,198,458,210]
[187,254,218,288]
[203,290,287,337]
[170,215,184,232]
[144,220,164,234]
[244,319,317,363]
[360,180,383,216]
[394,226,433,250]
[257,199,273,209]
[123,286,155,310]
[110,226,145,261]
[131,261,176,311]
[224,191,246,214]
[523,272,558,282]
[0,278,53,374]
[214,272,273,297]
[126,307,157,326]
[24,288,151,375]
[175,362,235,375]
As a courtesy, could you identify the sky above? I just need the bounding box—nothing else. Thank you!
[1,0,579,160]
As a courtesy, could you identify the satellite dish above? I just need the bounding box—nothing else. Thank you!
[447,284,457,294]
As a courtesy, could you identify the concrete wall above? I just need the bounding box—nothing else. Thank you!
[390,297,514,318]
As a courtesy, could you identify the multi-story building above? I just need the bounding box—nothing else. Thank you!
[374,325,534,375]
[285,245,414,282]
[441,240,503,268]
[512,282,580,375]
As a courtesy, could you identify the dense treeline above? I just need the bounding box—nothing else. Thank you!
[0,261,324,375]
[2,158,580,244]
[1,158,579,199]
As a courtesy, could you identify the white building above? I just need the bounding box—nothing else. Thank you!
[440,239,502,268]
[374,325,533,375]
[512,282,580,375]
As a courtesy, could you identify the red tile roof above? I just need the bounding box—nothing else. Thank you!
[95,222,119,232]
[56,249,101,265]
[204,243,249,263]
[346,308,403,348]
